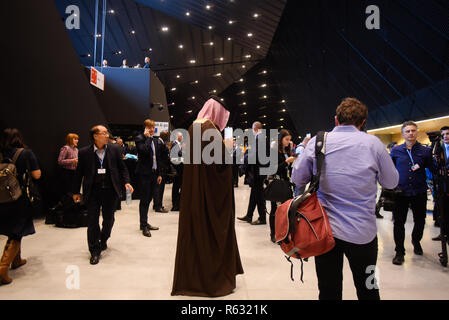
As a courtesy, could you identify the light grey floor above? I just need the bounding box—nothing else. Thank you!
[1,178,448,300]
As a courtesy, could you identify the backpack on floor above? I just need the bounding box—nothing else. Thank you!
[275,131,335,282]
[0,149,24,204]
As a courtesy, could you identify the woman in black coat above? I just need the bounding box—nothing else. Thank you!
[269,129,296,243]
[0,128,41,285]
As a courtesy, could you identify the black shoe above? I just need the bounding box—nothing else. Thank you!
[90,254,100,265]
[413,241,423,255]
[171,207,179,211]
[100,241,107,251]
[432,234,443,241]
[392,253,405,265]
[251,219,266,225]
[155,207,168,213]
[148,224,159,230]
[237,215,252,223]
[142,226,152,237]
[375,212,384,219]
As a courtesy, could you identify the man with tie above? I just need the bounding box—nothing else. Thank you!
[135,119,164,237]
[72,125,133,264]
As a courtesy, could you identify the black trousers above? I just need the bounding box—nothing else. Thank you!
[393,192,427,254]
[153,176,166,209]
[87,187,118,255]
[60,168,75,196]
[247,176,266,222]
[138,173,157,228]
[269,201,278,236]
[172,165,183,208]
[315,237,380,300]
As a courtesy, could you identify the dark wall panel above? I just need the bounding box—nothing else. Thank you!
[3,0,108,206]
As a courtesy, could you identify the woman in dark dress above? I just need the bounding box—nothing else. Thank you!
[269,129,296,243]
[0,128,41,285]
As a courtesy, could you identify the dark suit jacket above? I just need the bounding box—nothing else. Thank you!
[143,63,150,69]
[72,143,130,203]
[134,134,164,176]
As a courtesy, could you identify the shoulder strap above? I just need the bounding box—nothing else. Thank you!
[288,132,327,218]
[11,148,25,165]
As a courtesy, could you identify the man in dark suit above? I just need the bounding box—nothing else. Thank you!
[73,125,133,265]
[135,119,165,237]
[238,121,267,225]
[170,132,184,211]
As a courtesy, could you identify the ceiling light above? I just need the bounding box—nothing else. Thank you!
[178,44,183,49]
[247,33,253,37]
[262,95,267,99]
[191,96,195,100]
[170,115,174,118]
[256,45,261,49]
[220,98,224,102]
[187,110,192,113]
[210,89,217,93]
[215,73,222,77]
[280,126,284,129]
[243,112,247,115]
[239,90,245,95]
[262,70,267,74]
[227,37,232,41]
[239,78,244,82]
[161,26,169,32]
[95,34,102,38]
[87,54,91,57]
[253,13,259,18]
[109,9,115,14]
[189,59,196,64]
[219,57,224,61]
[185,11,190,16]
[170,87,176,91]
[241,65,246,69]
[282,109,286,112]
[131,30,135,34]
[209,41,214,46]
[245,54,251,58]
[176,74,181,78]
[280,118,284,121]
[192,80,199,84]
[281,99,286,103]
[206,5,211,10]
[208,26,213,30]
[242,102,247,105]
[260,83,267,88]
[228,20,234,24]
[149,48,152,51]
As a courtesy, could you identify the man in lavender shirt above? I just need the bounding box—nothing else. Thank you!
[292,97,399,300]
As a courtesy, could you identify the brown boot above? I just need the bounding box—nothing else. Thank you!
[11,243,27,270]
[0,240,20,285]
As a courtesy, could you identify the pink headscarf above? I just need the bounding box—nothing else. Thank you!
[196,98,230,132]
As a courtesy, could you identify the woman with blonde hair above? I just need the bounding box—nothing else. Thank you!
[57,133,79,196]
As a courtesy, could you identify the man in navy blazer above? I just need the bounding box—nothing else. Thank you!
[135,119,164,237]
[73,125,133,265]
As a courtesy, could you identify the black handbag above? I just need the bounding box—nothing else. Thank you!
[264,175,293,202]
[379,188,402,212]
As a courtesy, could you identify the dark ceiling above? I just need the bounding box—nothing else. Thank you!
[54,0,449,140]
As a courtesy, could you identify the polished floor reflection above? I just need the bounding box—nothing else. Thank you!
[1,179,448,300]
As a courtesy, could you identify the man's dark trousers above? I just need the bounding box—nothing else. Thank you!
[315,237,380,300]
[87,186,118,255]
[139,172,157,228]
[393,192,427,254]
[153,176,165,209]
[246,175,266,222]
[172,164,183,209]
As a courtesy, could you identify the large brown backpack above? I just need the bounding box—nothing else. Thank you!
[0,148,24,203]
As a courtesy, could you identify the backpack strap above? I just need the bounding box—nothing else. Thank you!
[288,132,327,217]
[11,148,24,165]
